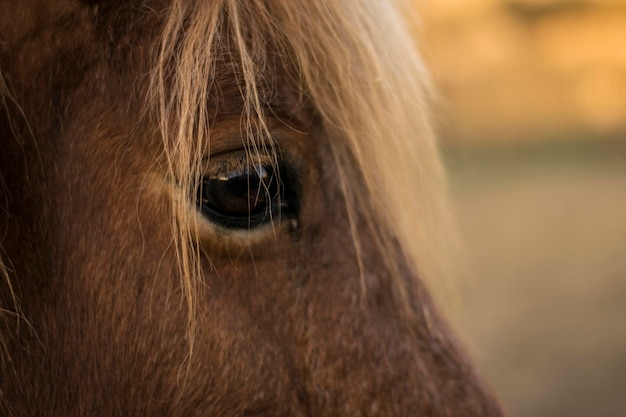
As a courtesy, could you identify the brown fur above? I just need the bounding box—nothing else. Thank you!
[0,1,505,415]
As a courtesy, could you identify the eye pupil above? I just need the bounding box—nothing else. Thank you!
[198,164,284,229]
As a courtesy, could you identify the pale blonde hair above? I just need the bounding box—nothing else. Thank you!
[151,0,450,350]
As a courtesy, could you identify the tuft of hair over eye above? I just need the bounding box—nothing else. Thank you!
[150,0,450,346]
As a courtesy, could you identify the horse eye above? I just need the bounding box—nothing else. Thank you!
[197,163,292,230]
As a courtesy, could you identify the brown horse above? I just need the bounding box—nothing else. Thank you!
[0,1,504,415]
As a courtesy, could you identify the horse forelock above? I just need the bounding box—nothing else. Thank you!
[150,0,451,333]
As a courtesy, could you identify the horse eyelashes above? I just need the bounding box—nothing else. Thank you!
[196,156,297,230]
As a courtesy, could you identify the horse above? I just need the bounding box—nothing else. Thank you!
[0,1,505,415]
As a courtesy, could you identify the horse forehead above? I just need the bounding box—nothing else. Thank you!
[0,4,306,133]
[92,6,310,126]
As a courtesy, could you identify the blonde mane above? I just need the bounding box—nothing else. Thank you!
[152,0,449,346]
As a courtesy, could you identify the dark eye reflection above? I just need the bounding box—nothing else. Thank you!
[197,161,295,230]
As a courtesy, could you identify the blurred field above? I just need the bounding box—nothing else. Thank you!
[446,143,626,417]
[410,0,626,415]
[414,0,626,144]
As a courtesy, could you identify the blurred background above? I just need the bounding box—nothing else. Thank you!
[410,0,626,416]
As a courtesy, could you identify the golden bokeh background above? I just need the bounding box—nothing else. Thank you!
[416,0,626,144]
[411,1,626,416]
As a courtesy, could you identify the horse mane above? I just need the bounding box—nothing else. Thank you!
[151,0,451,345]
